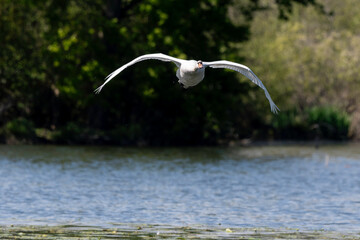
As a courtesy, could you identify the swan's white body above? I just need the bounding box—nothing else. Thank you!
[95,53,279,113]
[176,60,205,88]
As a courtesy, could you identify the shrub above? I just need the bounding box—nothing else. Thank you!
[307,106,350,140]
[272,106,350,140]
[4,118,36,141]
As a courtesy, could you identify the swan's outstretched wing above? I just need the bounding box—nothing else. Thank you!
[203,60,279,113]
[95,53,184,93]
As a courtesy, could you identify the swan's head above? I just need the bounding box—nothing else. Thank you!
[187,60,203,72]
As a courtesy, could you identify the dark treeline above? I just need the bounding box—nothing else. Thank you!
[0,0,352,145]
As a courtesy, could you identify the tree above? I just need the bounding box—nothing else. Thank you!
[0,0,322,145]
[242,0,357,139]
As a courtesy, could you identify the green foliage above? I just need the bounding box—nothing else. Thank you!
[272,106,350,140]
[1,0,259,145]
[275,0,324,19]
[109,124,143,145]
[243,0,360,140]
[3,118,36,141]
[307,106,350,140]
[53,122,85,144]
[2,0,353,145]
[272,109,308,139]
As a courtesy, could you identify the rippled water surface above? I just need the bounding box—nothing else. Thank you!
[0,144,359,232]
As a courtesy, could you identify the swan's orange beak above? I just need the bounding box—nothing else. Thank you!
[197,62,203,69]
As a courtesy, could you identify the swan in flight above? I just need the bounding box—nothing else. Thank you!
[95,53,279,113]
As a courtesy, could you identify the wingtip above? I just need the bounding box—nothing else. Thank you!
[271,104,280,114]
[94,86,103,94]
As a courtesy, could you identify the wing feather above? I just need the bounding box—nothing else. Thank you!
[203,60,279,113]
[95,53,184,93]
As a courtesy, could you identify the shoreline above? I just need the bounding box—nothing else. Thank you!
[0,139,357,147]
[1,224,359,239]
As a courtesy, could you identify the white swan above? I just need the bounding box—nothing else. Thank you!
[95,53,279,113]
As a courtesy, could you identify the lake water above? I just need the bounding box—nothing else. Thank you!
[0,144,359,232]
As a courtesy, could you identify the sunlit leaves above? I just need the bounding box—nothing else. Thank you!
[82,60,99,73]
[243,0,358,138]
[48,43,60,53]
